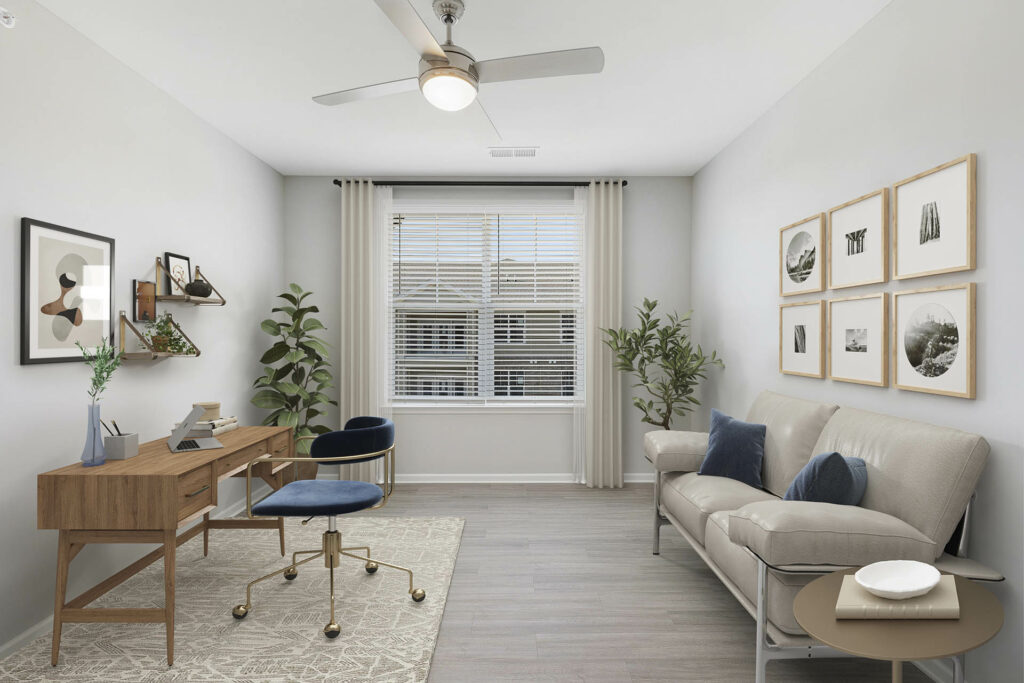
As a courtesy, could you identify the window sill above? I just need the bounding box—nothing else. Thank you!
[391,402,577,415]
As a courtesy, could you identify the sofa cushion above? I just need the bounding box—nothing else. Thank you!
[698,410,766,489]
[811,407,989,558]
[644,430,709,472]
[661,472,777,547]
[745,391,839,498]
[783,452,867,506]
[728,500,936,566]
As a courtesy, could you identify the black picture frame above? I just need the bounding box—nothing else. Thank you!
[163,252,191,296]
[133,279,157,322]
[21,218,115,365]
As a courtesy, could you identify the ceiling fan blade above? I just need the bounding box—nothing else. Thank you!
[372,0,447,61]
[313,77,419,106]
[476,47,604,84]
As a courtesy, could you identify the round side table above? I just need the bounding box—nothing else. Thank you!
[793,569,1002,683]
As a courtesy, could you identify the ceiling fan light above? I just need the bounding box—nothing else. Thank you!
[420,68,477,111]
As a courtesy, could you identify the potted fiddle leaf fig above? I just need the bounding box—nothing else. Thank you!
[252,284,337,476]
[603,298,723,430]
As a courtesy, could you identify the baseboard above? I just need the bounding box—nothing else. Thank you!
[0,483,269,662]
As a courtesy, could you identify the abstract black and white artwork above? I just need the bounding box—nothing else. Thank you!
[779,214,824,296]
[21,218,114,364]
[794,325,807,353]
[894,284,975,398]
[828,189,887,289]
[894,154,975,280]
[828,294,887,386]
[780,301,823,378]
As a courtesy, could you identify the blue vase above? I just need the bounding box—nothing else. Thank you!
[81,404,106,467]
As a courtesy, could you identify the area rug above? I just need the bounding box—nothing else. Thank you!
[0,516,463,682]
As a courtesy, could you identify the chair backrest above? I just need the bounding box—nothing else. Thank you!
[311,416,395,463]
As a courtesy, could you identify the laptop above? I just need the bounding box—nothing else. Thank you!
[168,405,224,453]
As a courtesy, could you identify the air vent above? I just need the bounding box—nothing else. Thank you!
[489,146,538,159]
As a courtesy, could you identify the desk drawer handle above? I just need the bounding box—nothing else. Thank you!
[185,484,210,498]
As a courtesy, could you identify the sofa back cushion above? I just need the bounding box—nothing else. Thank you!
[745,391,839,497]
[811,407,989,554]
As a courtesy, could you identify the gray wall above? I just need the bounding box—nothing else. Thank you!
[283,176,693,478]
[690,0,1023,679]
[0,1,284,651]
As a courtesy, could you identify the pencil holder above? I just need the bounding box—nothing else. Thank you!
[104,433,139,460]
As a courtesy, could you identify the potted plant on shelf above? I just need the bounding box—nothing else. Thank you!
[252,283,337,479]
[144,312,196,355]
[603,298,724,430]
[76,339,124,467]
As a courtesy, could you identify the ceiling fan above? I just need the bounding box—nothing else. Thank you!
[313,0,604,115]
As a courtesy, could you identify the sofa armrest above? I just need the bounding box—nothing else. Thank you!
[643,430,709,472]
[728,500,937,567]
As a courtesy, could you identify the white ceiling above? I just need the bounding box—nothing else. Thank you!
[37,0,889,176]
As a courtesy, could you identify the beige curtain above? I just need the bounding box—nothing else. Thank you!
[582,180,624,488]
[338,179,392,481]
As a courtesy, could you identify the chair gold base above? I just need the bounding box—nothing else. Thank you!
[231,527,425,637]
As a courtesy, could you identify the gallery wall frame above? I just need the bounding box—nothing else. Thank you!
[893,283,975,399]
[779,299,825,378]
[892,153,976,280]
[827,293,888,387]
[20,218,115,364]
[827,188,888,290]
[163,252,191,296]
[133,279,157,322]
[779,213,825,297]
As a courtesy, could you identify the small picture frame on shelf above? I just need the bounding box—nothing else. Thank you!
[133,279,156,322]
[779,300,824,378]
[779,214,825,297]
[828,189,888,290]
[828,293,888,387]
[893,283,975,399]
[893,154,976,280]
[163,252,191,296]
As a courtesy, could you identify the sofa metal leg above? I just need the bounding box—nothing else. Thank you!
[953,654,965,683]
[755,558,768,683]
[653,472,662,555]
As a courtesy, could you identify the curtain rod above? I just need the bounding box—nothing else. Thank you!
[332,179,627,188]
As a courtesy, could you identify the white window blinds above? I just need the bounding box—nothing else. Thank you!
[390,206,583,402]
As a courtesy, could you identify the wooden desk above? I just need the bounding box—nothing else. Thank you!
[38,426,295,667]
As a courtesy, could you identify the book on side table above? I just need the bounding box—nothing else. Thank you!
[835,574,960,619]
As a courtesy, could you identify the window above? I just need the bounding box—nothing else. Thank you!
[390,208,583,402]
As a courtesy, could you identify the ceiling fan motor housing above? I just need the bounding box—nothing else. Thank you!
[419,42,478,91]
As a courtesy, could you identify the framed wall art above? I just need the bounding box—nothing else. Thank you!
[893,283,975,399]
[21,218,114,364]
[828,189,888,289]
[828,293,888,387]
[779,213,825,296]
[133,279,157,322]
[164,252,191,295]
[779,300,824,378]
[893,154,976,280]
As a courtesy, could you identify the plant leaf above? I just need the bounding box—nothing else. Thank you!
[259,342,290,364]
[252,390,287,409]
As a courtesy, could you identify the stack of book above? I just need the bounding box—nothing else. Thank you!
[176,416,239,439]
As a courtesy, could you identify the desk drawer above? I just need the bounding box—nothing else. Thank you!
[176,465,214,521]
[217,442,268,478]
[269,431,291,457]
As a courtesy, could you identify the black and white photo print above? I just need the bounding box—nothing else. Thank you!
[845,328,867,353]
[894,284,975,398]
[779,214,824,296]
[780,301,823,378]
[828,189,887,289]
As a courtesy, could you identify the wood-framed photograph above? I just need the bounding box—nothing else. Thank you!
[893,283,975,399]
[828,188,888,290]
[133,279,157,322]
[828,293,888,387]
[779,300,824,378]
[163,252,191,296]
[779,213,825,297]
[893,153,976,280]
[21,218,114,365]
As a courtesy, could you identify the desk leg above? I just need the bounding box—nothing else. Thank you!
[50,530,71,667]
[891,660,902,683]
[164,529,176,666]
[278,517,285,556]
[203,512,210,557]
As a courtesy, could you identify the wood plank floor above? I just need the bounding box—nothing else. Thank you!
[366,483,930,682]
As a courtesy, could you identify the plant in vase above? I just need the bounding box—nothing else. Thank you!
[602,298,724,430]
[144,312,197,355]
[76,339,123,467]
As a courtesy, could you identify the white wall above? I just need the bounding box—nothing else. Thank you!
[689,1,1023,679]
[0,1,284,651]
[283,176,692,480]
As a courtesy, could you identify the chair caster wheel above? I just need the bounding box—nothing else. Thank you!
[411,588,426,602]
[232,604,249,619]
[284,568,298,580]
[324,622,341,638]
[365,561,379,574]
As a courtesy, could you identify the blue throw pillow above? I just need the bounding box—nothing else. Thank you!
[698,409,766,489]
[784,452,867,505]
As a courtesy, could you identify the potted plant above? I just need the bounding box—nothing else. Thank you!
[603,298,724,430]
[76,339,123,467]
[144,312,196,355]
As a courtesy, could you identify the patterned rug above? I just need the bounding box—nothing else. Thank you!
[1,516,463,682]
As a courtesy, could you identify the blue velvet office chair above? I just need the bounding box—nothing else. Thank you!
[231,416,424,638]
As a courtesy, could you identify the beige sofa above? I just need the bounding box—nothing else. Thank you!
[646,391,1002,682]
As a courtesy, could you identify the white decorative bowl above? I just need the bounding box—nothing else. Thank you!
[855,560,941,600]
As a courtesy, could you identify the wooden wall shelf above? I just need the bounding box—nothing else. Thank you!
[155,259,226,306]
[118,311,201,361]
